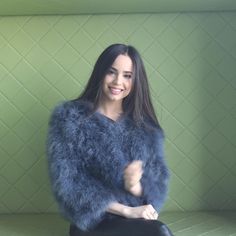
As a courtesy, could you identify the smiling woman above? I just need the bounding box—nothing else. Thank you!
[46,44,173,235]
[100,55,133,113]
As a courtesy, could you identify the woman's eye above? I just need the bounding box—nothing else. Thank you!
[108,69,116,75]
[124,74,132,79]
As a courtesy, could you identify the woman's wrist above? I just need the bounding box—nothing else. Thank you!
[122,205,132,218]
[107,202,131,218]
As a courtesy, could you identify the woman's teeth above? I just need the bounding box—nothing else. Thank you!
[110,87,123,94]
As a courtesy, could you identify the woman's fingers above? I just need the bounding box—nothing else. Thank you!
[124,161,143,188]
[127,204,159,220]
[124,173,142,186]
[145,205,159,220]
[152,211,159,220]
[140,205,158,220]
[143,210,154,220]
[125,160,143,174]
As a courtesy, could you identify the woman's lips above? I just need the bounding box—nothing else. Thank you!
[109,87,124,95]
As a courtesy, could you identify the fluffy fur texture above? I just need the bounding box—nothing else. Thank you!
[46,99,170,231]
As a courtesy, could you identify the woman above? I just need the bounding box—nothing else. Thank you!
[46,44,173,236]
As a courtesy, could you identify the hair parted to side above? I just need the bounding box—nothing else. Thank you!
[75,43,160,128]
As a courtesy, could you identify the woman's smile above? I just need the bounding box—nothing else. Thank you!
[109,86,124,95]
[102,54,133,103]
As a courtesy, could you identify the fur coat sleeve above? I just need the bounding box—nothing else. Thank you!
[140,129,169,212]
[46,100,170,231]
[46,101,120,231]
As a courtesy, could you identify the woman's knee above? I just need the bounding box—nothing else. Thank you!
[155,221,174,236]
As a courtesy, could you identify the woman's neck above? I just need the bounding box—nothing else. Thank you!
[97,100,123,121]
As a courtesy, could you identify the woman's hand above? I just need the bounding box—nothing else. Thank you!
[124,160,143,196]
[107,202,158,220]
[124,204,158,220]
[128,181,142,196]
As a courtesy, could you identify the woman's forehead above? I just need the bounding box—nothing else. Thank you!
[111,54,133,72]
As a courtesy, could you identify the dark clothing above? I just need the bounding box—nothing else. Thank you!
[69,218,174,236]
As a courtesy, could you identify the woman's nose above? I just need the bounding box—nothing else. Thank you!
[113,73,122,84]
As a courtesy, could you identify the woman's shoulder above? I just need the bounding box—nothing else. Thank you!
[141,117,164,137]
[50,99,93,122]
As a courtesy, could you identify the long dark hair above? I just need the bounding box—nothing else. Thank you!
[75,43,160,128]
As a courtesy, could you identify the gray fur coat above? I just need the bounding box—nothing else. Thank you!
[46,99,169,231]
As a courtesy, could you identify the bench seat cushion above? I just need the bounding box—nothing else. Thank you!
[0,211,235,236]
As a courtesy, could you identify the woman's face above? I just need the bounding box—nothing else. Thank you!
[102,54,133,103]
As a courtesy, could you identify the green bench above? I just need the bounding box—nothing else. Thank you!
[1,211,235,236]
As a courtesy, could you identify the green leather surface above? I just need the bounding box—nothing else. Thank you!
[161,211,236,235]
[0,212,236,236]
[0,214,68,236]
[1,0,236,15]
[0,12,236,214]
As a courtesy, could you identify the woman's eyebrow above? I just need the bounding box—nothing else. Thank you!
[110,67,117,72]
[110,66,132,74]
[124,71,133,74]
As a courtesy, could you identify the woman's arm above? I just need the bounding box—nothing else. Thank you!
[140,128,169,212]
[47,103,117,231]
[107,202,158,220]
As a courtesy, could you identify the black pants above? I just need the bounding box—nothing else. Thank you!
[69,218,174,236]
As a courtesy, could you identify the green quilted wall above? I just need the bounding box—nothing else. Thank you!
[0,12,236,214]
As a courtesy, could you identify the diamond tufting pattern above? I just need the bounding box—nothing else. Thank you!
[0,12,236,214]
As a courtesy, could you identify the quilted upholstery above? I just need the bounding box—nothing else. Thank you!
[0,212,236,236]
[0,12,236,215]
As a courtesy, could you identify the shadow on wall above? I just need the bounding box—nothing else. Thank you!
[0,12,236,215]
[162,12,236,212]
[191,13,236,210]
